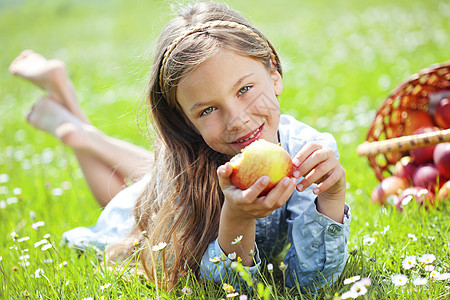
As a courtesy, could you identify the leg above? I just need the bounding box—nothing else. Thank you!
[27,97,153,207]
[12,50,153,206]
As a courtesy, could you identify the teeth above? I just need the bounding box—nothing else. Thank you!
[235,127,260,143]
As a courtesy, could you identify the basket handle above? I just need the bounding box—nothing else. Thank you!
[356,128,450,156]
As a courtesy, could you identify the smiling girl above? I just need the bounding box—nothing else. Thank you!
[11,1,350,292]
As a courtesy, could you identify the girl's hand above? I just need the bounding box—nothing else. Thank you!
[292,142,346,198]
[217,162,297,220]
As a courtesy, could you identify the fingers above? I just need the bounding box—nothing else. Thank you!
[217,162,234,189]
[292,143,324,178]
[253,177,297,212]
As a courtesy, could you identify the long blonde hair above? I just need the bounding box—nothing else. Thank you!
[133,1,282,288]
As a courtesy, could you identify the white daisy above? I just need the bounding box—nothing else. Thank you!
[418,254,436,264]
[413,277,427,286]
[392,274,408,286]
[344,275,361,285]
[402,256,417,270]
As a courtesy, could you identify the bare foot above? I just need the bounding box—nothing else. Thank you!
[9,50,68,101]
[27,97,90,149]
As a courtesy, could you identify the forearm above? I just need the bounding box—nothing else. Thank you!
[218,204,256,266]
[317,192,345,223]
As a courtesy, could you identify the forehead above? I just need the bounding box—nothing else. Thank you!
[176,49,266,107]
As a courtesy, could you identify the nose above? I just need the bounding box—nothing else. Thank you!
[226,102,251,132]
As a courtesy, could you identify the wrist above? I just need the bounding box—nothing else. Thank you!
[317,193,345,223]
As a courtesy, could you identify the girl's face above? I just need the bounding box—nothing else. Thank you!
[176,49,283,157]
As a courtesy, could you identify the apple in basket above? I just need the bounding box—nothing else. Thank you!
[370,176,408,205]
[402,110,435,136]
[393,156,417,183]
[413,164,443,191]
[396,187,435,211]
[437,180,450,201]
[230,139,293,196]
[433,142,450,178]
[434,97,450,129]
[410,127,441,165]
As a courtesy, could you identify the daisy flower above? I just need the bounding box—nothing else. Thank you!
[100,283,111,291]
[437,273,450,281]
[430,271,440,278]
[267,263,273,272]
[402,256,417,270]
[350,281,368,296]
[41,244,52,251]
[18,236,30,243]
[418,254,436,264]
[227,292,239,298]
[363,237,375,246]
[228,252,236,261]
[181,286,193,295]
[341,290,359,299]
[31,221,45,230]
[392,274,408,286]
[34,268,44,278]
[407,233,417,241]
[34,240,47,248]
[413,277,427,286]
[344,275,361,285]
[209,256,220,264]
[239,295,248,300]
[279,261,288,271]
[152,242,167,252]
[231,235,243,245]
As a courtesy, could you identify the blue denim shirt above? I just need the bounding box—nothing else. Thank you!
[62,114,350,290]
[199,115,351,290]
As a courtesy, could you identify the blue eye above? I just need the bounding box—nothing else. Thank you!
[238,86,251,95]
[201,107,215,116]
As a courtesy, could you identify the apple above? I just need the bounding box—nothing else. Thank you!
[413,164,443,192]
[434,98,450,129]
[370,176,408,205]
[401,110,435,136]
[230,139,293,195]
[396,187,435,211]
[433,143,450,178]
[437,180,450,201]
[410,127,440,165]
[392,156,417,183]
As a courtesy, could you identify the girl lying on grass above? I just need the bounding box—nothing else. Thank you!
[10,0,350,292]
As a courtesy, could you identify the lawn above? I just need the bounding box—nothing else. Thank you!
[1,0,449,299]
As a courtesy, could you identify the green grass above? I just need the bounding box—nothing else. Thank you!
[1,0,450,299]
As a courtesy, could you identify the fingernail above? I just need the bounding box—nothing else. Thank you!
[261,176,270,185]
[293,171,300,178]
[293,159,300,166]
[297,184,303,191]
[313,188,319,194]
[283,177,290,187]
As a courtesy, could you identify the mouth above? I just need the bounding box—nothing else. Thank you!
[231,123,264,146]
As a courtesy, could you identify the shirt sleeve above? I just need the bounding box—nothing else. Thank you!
[200,238,261,286]
[284,197,351,291]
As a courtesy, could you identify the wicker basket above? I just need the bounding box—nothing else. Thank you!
[357,62,450,182]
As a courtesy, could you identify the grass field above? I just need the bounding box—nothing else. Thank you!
[1,0,449,299]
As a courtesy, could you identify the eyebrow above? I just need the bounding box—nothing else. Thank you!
[189,73,254,113]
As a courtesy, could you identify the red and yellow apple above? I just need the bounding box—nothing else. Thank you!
[434,97,450,129]
[401,110,435,136]
[437,180,450,201]
[433,142,450,178]
[370,176,408,205]
[392,156,417,183]
[410,127,440,165]
[396,187,435,211]
[413,163,443,191]
[230,139,293,196]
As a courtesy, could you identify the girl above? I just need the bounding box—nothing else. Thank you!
[10,1,350,292]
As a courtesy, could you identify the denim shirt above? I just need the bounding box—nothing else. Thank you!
[199,114,351,290]
[62,114,350,290]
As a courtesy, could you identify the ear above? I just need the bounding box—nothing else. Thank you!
[270,69,283,96]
